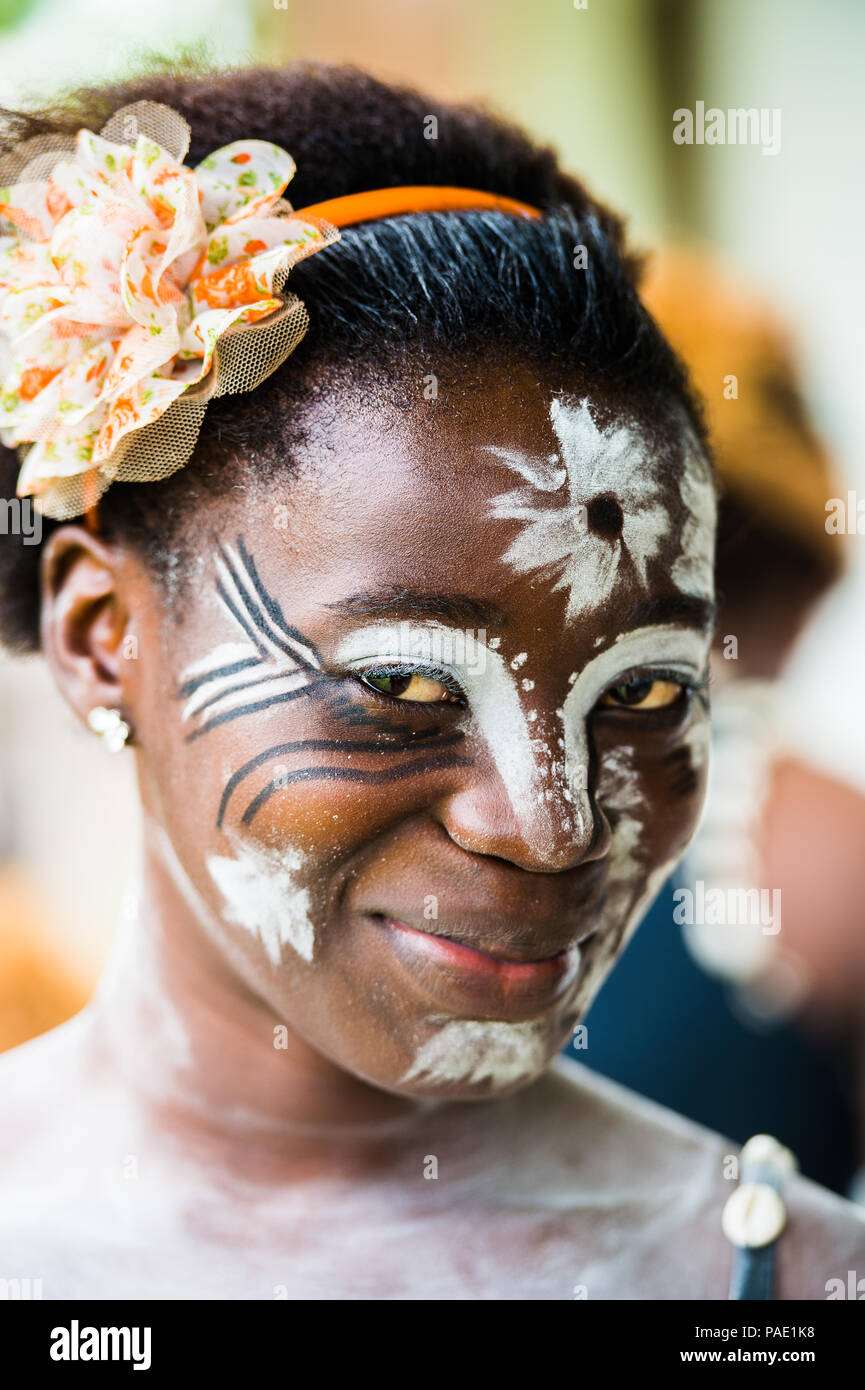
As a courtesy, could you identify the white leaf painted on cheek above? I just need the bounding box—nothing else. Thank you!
[207,841,315,965]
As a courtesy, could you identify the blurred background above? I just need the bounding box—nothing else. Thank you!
[1,0,863,1195]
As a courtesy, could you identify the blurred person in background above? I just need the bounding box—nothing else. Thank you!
[580,248,865,1201]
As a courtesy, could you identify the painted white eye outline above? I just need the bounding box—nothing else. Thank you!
[594,665,705,716]
[337,622,709,720]
[349,659,703,717]
[352,660,468,707]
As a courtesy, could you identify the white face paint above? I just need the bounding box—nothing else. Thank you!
[565,800,677,1025]
[567,676,713,1018]
[596,745,642,815]
[400,1019,548,1089]
[485,397,673,620]
[561,624,711,837]
[207,837,315,965]
[671,432,717,600]
[333,621,710,859]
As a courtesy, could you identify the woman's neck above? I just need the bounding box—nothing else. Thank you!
[84,819,444,1178]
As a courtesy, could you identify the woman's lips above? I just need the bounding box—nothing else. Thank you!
[370,914,583,1020]
[386,916,568,970]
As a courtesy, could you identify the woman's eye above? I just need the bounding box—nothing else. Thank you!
[600,678,685,710]
[360,671,463,704]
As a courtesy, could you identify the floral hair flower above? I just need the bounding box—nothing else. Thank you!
[0,100,339,519]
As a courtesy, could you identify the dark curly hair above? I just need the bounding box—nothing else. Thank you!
[0,58,706,653]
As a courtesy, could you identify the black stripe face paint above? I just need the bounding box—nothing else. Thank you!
[177,538,474,827]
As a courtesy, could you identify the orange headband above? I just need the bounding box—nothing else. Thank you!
[295,185,543,228]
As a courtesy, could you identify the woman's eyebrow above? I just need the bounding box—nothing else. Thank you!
[623,594,717,634]
[324,588,508,630]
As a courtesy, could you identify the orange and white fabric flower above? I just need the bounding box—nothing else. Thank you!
[0,101,339,518]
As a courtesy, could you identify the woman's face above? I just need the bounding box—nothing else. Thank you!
[125,357,716,1098]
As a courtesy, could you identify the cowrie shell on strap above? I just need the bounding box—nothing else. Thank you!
[740,1133,797,1178]
[722,1181,787,1249]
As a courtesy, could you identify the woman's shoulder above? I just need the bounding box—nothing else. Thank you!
[774,1167,865,1300]
[536,1056,865,1299]
[540,1053,735,1175]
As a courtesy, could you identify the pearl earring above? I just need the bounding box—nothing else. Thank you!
[86,705,131,752]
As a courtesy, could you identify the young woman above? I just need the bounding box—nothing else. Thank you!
[0,61,861,1299]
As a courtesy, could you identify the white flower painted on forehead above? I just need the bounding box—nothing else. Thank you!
[486,397,671,621]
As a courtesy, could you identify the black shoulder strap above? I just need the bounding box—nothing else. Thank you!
[723,1134,797,1301]
[729,1241,777,1300]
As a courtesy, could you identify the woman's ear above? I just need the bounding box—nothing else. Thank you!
[39,525,133,730]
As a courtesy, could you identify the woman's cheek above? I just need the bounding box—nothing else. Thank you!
[594,705,711,866]
[569,711,711,1016]
[216,767,430,848]
[191,760,451,986]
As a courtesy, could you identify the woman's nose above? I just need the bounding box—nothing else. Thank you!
[433,755,612,873]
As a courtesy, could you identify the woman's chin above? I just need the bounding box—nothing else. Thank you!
[367,1014,562,1100]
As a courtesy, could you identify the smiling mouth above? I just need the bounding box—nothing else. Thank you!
[363,912,587,1019]
[374,914,581,974]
